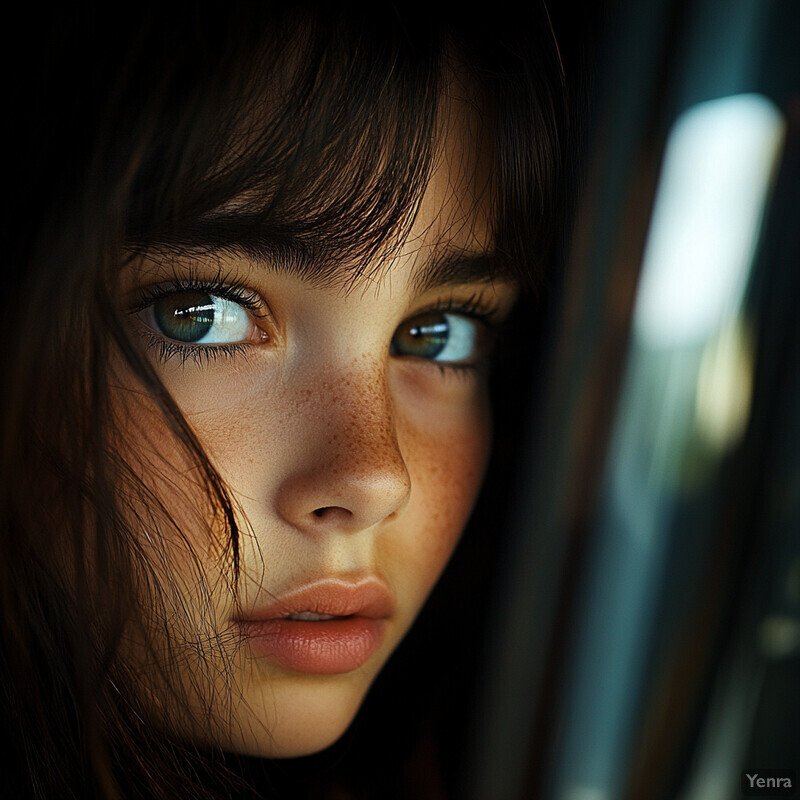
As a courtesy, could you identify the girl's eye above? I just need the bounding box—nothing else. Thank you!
[140,291,255,344]
[390,311,482,364]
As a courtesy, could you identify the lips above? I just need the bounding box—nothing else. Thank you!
[234,578,393,674]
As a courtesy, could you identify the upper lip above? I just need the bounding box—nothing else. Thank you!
[235,577,394,621]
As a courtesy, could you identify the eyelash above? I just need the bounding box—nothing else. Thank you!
[129,276,501,372]
[137,336,252,367]
[129,271,268,367]
[131,273,264,316]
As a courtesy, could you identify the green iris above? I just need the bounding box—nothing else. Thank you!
[391,312,450,359]
[153,292,215,342]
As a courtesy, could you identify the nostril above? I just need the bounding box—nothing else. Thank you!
[311,506,354,522]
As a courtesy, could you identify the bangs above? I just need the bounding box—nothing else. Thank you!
[119,5,565,289]
[124,8,441,280]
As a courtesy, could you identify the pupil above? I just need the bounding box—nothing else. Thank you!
[394,312,449,358]
[153,292,215,342]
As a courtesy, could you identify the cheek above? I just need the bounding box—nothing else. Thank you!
[384,380,491,599]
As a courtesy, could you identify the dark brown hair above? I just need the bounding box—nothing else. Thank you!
[3,4,566,797]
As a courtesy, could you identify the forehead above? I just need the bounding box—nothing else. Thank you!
[381,77,496,294]
[409,68,494,252]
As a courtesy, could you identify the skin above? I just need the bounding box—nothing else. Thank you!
[111,80,517,758]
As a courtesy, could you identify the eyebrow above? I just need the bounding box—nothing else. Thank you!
[143,218,509,293]
[410,250,503,293]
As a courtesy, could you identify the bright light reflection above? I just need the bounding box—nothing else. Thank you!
[633,94,785,348]
[695,315,754,452]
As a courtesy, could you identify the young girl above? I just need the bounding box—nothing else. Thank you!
[3,4,566,797]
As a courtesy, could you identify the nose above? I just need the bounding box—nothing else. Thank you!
[274,366,412,536]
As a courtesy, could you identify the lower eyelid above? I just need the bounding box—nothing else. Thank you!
[139,333,253,367]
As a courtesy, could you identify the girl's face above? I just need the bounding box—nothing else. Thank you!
[113,86,516,758]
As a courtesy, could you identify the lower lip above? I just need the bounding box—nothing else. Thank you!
[237,617,386,674]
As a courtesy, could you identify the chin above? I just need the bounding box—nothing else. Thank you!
[214,672,373,759]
